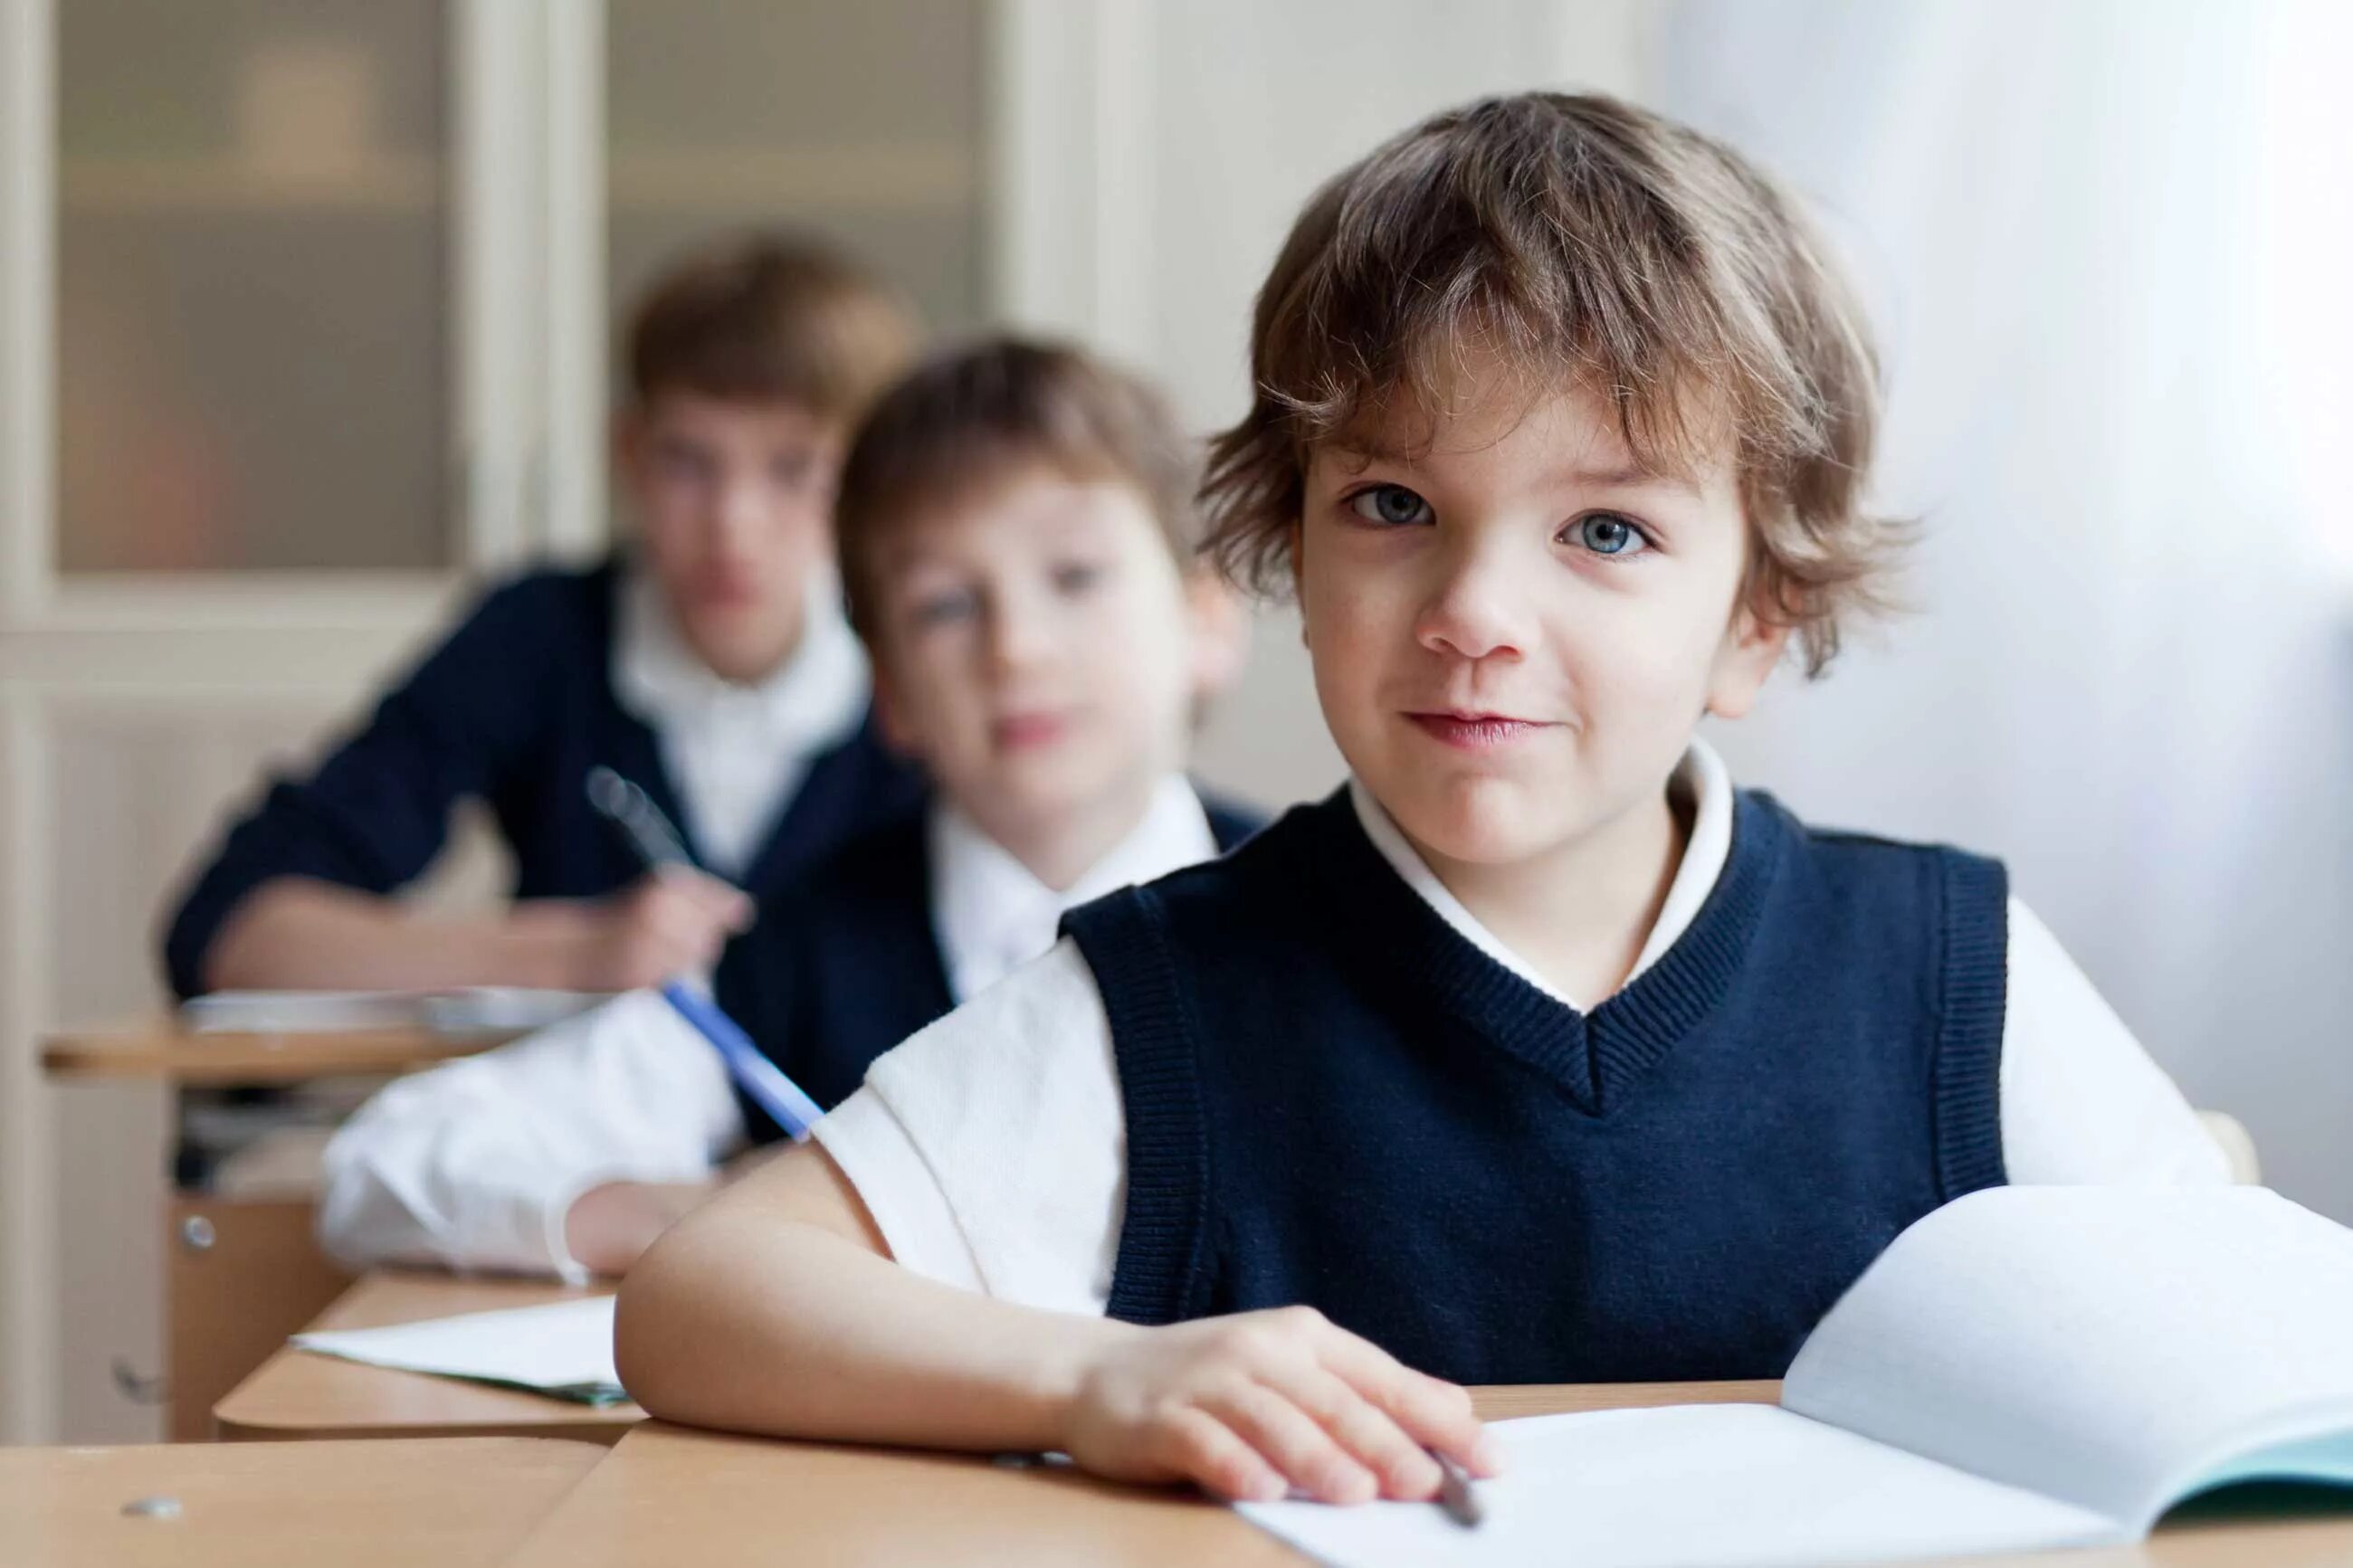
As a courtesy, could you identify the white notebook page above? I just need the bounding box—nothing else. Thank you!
[291,1297,623,1403]
[1237,1403,2114,1568]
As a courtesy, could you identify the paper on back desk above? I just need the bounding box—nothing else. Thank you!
[291,1297,625,1405]
[1234,1403,2116,1568]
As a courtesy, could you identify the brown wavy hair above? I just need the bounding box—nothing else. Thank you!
[834,337,1200,640]
[1199,91,1901,677]
[624,232,917,424]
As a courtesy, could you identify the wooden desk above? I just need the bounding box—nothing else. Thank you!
[42,1021,515,1440]
[2,1436,599,1568]
[42,1021,508,1087]
[501,1384,2353,1568]
[500,1383,1774,1568]
[215,1270,645,1444]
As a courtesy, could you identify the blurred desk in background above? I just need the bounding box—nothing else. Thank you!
[41,1020,517,1441]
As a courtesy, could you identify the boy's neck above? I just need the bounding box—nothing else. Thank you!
[1405,774,1693,1008]
[961,770,1167,895]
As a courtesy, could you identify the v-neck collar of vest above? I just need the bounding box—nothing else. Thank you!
[1298,787,1784,1116]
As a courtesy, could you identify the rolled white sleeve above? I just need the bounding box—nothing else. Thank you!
[1996,898,2231,1186]
[814,938,1127,1315]
[317,988,746,1280]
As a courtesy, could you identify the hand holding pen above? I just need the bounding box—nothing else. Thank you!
[586,766,827,1141]
[575,868,752,991]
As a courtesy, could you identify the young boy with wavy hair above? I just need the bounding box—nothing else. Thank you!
[616,93,2224,1507]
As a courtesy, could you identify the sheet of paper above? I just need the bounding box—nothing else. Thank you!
[1782,1186,2353,1527]
[183,987,607,1037]
[183,990,426,1033]
[1236,1404,2116,1568]
[291,1297,624,1405]
[417,987,610,1034]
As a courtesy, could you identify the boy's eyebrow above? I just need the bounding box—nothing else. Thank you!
[1328,442,1704,498]
[1557,461,1702,496]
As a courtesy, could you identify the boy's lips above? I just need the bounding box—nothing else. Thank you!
[1404,710,1553,750]
[992,711,1070,751]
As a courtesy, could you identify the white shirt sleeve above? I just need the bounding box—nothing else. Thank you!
[814,937,1126,1315]
[316,988,746,1281]
[1997,898,2231,1186]
[811,901,2234,1316]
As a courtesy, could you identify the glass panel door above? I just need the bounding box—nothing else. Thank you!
[55,0,451,574]
[605,0,988,348]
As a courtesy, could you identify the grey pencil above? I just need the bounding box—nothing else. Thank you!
[1434,1450,1484,1528]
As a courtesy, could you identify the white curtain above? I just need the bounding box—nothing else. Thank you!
[1652,0,2353,1216]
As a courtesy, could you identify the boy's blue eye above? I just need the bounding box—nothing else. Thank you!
[1569,512,1649,557]
[1348,485,1434,527]
[656,445,715,484]
[911,590,977,627]
[1052,562,1102,595]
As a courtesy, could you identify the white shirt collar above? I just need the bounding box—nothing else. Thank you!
[929,775,1221,1003]
[611,565,871,879]
[1348,736,1735,1012]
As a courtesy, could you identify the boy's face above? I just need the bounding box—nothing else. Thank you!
[617,391,844,683]
[869,468,1236,851]
[1296,371,1786,876]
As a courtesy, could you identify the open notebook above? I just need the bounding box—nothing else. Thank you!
[182,987,609,1036]
[291,1297,625,1406]
[1242,1186,2353,1567]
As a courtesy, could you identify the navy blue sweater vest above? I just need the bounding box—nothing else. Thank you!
[1060,787,2008,1384]
[161,556,925,999]
[716,794,1264,1143]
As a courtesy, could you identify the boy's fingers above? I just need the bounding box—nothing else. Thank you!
[1160,1408,1284,1503]
[1205,1382,1376,1506]
[1317,1335,1498,1475]
[1278,1365,1442,1499]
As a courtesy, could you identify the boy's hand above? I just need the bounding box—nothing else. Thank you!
[1061,1306,1500,1506]
[566,868,753,991]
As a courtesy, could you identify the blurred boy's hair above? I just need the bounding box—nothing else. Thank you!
[1201,91,1898,677]
[624,232,918,425]
[834,337,1202,639]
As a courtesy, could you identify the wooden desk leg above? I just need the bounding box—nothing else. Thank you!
[167,1194,351,1441]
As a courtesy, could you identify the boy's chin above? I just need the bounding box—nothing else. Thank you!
[681,610,802,684]
[1381,777,1567,869]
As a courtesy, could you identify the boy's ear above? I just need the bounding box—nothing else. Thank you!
[1183,570,1252,699]
[1704,599,1790,722]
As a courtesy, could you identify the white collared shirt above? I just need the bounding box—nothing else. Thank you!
[814,738,2233,1316]
[931,777,1221,1003]
[315,778,1224,1280]
[611,567,870,881]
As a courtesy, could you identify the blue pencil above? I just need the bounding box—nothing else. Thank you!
[586,766,825,1141]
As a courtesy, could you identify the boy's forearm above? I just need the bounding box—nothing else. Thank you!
[202,879,592,993]
[616,1209,1136,1452]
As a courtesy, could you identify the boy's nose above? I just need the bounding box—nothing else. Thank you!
[982,599,1053,674]
[713,476,769,539]
[1415,541,1531,662]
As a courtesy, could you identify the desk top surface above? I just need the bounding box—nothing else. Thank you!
[214,1270,645,1444]
[501,1386,1781,1568]
[2,1436,598,1568]
[42,1021,510,1084]
[502,1398,2353,1568]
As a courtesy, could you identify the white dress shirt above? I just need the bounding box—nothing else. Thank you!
[314,776,1224,1280]
[610,567,870,881]
[814,739,2233,1316]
